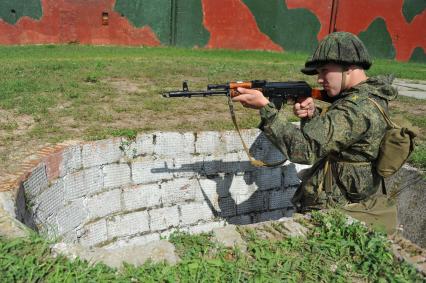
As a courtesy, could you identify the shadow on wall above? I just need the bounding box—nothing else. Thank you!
[151,133,300,225]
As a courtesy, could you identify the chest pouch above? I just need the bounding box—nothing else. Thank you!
[368,98,416,177]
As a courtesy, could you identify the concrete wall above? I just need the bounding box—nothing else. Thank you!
[387,165,426,248]
[0,0,424,62]
[15,130,308,249]
[0,129,424,248]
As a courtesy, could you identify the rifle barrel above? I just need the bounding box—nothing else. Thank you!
[163,90,228,97]
[162,80,327,101]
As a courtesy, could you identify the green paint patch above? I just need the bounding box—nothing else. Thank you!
[243,0,320,53]
[402,0,426,23]
[114,0,172,44]
[172,0,209,47]
[0,0,42,24]
[359,17,396,60]
[409,47,426,63]
[114,0,209,47]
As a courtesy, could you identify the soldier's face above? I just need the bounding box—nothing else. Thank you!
[316,63,345,97]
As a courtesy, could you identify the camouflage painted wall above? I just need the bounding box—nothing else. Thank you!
[0,0,424,62]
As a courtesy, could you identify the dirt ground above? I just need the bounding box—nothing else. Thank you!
[1,79,425,184]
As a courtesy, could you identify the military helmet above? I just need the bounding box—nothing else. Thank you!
[301,31,372,75]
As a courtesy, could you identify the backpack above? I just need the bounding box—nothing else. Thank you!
[368,98,416,177]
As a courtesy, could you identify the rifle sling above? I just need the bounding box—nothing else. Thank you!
[227,96,285,168]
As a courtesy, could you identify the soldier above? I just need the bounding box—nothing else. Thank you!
[233,31,397,212]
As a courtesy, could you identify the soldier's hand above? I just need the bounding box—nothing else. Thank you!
[294,97,315,118]
[232,87,270,109]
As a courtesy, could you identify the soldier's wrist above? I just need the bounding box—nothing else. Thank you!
[258,102,278,131]
[259,102,277,118]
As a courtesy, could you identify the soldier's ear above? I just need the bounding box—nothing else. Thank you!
[347,65,363,72]
[344,65,357,75]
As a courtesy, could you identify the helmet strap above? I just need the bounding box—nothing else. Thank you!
[340,66,349,92]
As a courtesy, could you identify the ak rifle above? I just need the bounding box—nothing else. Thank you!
[162,80,329,108]
[161,80,328,167]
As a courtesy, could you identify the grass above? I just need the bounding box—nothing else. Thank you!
[0,45,425,177]
[0,210,423,282]
[0,46,424,279]
[389,95,426,170]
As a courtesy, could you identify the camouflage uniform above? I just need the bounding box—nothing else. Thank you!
[260,76,397,211]
[259,32,398,211]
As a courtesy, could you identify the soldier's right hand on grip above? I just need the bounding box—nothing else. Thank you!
[294,97,316,118]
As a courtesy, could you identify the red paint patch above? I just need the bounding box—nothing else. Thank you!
[0,0,160,46]
[334,0,426,61]
[202,0,283,51]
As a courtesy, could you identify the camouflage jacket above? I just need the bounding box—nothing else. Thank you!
[259,76,397,209]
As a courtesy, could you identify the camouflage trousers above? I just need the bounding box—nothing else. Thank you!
[291,158,397,234]
[291,156,382,210]
[291,158,350,211]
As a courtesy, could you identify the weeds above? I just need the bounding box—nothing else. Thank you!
[0,211,423,282]
[411,142,426,170]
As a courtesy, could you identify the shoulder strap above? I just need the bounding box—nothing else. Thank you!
[227,96,286,168]
[367,97,399,129]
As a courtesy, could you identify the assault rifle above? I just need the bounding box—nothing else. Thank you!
[161,80,328,167]
[162,80,329,108]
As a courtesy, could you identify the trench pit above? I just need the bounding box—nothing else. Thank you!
[3,130,425,259]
